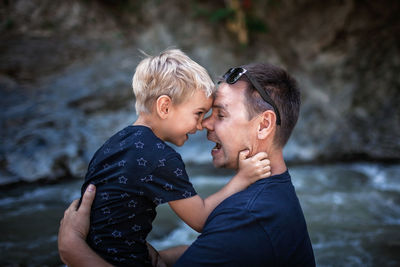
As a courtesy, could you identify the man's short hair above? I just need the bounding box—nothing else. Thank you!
[132,49,215,114]
[240,63,300,148]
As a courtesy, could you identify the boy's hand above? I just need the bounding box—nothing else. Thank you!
[237,150,271,184]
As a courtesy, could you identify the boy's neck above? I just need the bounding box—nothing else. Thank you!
[134,114,164,140]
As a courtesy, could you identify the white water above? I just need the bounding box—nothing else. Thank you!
[0,163,399,266]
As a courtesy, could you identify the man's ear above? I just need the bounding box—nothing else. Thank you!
[257,110,276,140]
[156,95,172,119]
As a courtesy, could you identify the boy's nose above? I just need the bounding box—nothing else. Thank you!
[196,119,203,131]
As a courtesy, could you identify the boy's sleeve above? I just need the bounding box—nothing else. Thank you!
[141,155,197,205]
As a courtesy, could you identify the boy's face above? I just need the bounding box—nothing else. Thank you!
[166,90,212,146]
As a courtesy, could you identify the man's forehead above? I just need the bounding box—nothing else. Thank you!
[213,82,244,109]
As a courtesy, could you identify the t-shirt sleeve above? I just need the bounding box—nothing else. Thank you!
[142,155,197,205]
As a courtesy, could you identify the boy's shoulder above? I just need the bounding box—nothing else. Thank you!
[112,125,182,160]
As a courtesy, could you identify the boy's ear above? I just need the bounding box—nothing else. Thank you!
[156,95,172,119]
[257,110,276,140]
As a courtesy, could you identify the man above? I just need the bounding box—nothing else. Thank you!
[58,63,315,266]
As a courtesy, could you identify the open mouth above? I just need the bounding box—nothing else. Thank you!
[212,142,222,152]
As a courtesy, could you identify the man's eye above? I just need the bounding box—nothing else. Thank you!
[217,114,224,118]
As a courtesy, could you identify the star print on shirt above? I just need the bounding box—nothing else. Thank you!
[103,163,110,169]
[118,176,127,184]
[128,213,135,219]
[101,192,109,200]
[113,257,125,263]
[119,140,126,147]
[103,148,111,154]
[120,192,130,198]
[108,248,118,254]
[132,224,141,232]
[183,191,192,198]
[134,130,143,136]
[93,236,102,245]
[119,130,127,136]
[89,167,95,174]
[125,240,135,246]
[140,175,153,182]
[156,143,165,149]
[153,197,163,205]
[158,158,166,167]
[137,157,147,166]
[118,160,127,167]
[128,200,137,208]
[174,168,183,176]
[112,230,122,238]
[102,207,110,214]
[135,141,144,149]
[108,218,115,225]
[163,183,173,191]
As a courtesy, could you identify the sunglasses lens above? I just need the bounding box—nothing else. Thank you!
[226,68,243,84]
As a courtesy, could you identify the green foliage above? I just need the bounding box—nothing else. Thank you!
[209,8,235,22]
[191,0,268,38]
[246,16,268,33]
[192,4,235,23]
[5,19,14,30]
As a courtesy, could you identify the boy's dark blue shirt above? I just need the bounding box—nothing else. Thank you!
[81,125,196,266]
[175,170,315,267]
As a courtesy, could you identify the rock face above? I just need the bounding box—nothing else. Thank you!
[1,0,399,185]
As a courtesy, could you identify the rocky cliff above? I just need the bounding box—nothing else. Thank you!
[1,0,399,185]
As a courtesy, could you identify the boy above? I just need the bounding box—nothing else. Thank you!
[80,49,271,266]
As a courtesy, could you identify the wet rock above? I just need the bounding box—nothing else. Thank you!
[1,0,399,185]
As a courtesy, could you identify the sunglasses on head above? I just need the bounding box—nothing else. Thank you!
[222,67,281,125]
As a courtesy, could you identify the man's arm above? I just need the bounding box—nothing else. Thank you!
[58,184,113,267]
[158,245,188,267]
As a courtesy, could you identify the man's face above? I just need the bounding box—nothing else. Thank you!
[202,81,258,170]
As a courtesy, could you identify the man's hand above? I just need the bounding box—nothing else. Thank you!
[58,184,98,265]
[147,242,167,267]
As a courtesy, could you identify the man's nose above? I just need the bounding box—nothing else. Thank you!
[201,115,214,131]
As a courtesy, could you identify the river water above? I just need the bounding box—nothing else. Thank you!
[0,161,399,266]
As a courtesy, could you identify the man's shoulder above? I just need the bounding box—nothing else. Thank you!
[211,171,293,213]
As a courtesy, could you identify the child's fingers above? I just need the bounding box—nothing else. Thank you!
[259,158,271,168]
[78,184,96,216]
[252,152,269,161]
[238,149,250,161]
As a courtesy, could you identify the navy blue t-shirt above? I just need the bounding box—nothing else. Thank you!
[81,125,197,266]
[175,170,315,267]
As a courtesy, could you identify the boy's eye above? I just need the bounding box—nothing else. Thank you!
[196,112,204,116]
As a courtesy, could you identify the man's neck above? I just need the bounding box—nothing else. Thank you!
[268,149,287,176]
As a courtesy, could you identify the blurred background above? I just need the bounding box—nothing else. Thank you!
[1,0,400,266]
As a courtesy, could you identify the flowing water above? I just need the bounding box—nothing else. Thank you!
[0,162,399,266]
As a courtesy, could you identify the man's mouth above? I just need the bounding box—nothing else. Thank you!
[211,142,222,155]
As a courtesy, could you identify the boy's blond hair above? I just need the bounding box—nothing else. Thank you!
[132,49,215,114]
